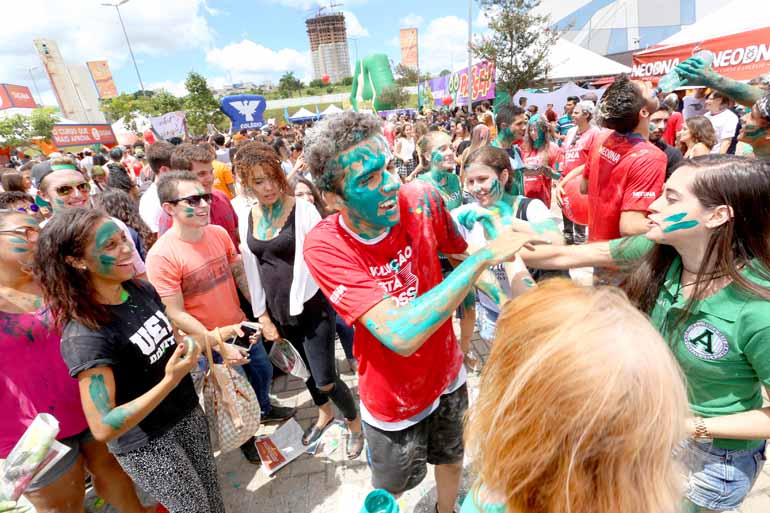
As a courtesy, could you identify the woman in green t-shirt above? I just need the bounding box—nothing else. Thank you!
[520,155,770,512]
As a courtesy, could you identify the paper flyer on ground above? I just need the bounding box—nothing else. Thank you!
[254,418,305,476]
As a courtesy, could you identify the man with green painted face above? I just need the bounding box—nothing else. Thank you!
[672,56,770,159]
[302,111,541,513]
[491,104,528,196]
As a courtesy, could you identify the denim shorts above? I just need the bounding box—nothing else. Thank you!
[25,429,94,491]
[476,302,499,342]
[682,439,767,511]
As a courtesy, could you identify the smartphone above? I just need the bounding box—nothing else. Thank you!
[229,322,261,349]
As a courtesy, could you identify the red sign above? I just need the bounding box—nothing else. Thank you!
[0,87,11,110]
[633,26,770,81]
[4,85,37,108]
[52,124,117,148]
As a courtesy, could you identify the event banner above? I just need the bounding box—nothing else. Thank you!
[400,28,419,69]
[419,60,496,108]
[149,111,187,140]
[0,84,37,110]
[52,124,117,147]
[86,60,119,99]
[632,26,770,81]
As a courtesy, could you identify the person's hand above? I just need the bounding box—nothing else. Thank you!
[260,317,281,342]
[217,342,250,367]
[674,55,719,87]
[556,180,567,208]
[212,323,244,343]
[165,337,201,383]
[481,230,549,267]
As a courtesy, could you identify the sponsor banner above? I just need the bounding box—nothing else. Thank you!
[86,60,119,99]
[419,60,496,108]
[632,26,770,81]
[149,111,187,140]
[51,124,117,147]
[3,85,37,108]
[220,94,267,131]
[400,28,419,69]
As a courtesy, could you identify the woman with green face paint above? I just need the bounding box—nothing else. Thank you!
[518,156,770,513]
[520,114,561,208]
[416,131,463,210]
[34,208,226,513]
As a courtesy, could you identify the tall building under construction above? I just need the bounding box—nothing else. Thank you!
[306,12,350,83]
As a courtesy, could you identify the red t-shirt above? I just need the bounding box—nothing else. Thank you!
[522,143,560,208]
[663,111,684,146]
[158,189,240,250]
[583,131,666,242]
[304,181,467,423]
[561,126,600,175]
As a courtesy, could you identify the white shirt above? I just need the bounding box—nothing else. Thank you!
[682,94,707,120]
[215,148,230,164]
[705,109,739,153]
[138,181,161,233]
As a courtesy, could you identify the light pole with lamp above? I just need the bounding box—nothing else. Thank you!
[101,0,145,92]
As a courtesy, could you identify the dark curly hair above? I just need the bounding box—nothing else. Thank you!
[170,143,215,170]
[597,74,647,134]
[232,141,290,196]
[100,189,156,252]
[34,208,115,329]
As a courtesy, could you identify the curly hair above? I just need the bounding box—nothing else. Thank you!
[100,189,157,252]
[34,208,113,329]
[303,111,382,193]
[232,141,290,196]
[597,74,647,133]
[170,143,215,170]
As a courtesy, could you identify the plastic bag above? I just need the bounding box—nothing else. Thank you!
[268,338,311,381]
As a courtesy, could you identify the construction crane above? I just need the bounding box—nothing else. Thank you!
[306,1,343,19]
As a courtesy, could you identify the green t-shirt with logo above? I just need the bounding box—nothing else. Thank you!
[610,235,770,450]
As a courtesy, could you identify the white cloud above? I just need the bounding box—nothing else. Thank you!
[419,16,473,74]
[343,11,370,38]
[0,0,214,104]
[266,0,368,9]
[145,79,189,98]
[205,40,313,84]
[400,13,424,28]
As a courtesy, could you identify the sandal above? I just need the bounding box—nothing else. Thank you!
[302,417,335,446]
[346,431,364,459]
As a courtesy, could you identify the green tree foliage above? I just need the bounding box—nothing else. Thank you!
[395,64,433,86]
[100,90,183,127]
[439,69,452,77]
[278,72,303,97]
[378,86,412,109]
[309,78,326,88]
[340,76,354,86]
[472,0,559,101]
[183,71,227,135]
[0,107,59,148]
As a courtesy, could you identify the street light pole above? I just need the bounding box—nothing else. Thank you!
[102,0,145,93]
[468,0,473,106]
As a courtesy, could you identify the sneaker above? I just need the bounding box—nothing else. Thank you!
[262,404,296,423]
[240,436,261,465]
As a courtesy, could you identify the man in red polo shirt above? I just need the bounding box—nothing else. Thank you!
[582,75,666,244]
[302,111,538,513]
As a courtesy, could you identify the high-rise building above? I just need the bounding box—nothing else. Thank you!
[306,12,350,83]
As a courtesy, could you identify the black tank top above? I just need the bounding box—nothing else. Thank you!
[247,206,297,325]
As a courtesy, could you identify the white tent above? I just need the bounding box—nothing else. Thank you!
[287,107,318,123]
[548,38,631,80]
[321,104,343,116]
[656,0,770,47]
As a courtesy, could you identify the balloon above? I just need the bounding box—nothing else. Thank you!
[442,96,453,106]
[322,74,330,84]
[560,177,589,225]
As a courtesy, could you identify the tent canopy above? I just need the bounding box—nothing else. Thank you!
[655,0,770,47]
[547,38,631,80]
[321,104,343,116]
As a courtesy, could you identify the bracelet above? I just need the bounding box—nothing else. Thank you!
[693,417,711,439]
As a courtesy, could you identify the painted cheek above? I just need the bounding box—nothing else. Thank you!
[662,212,699,233]
[184,207,195,218]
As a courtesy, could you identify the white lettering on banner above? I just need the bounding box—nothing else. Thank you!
[368,246,413,278]
[128,311,176,363]
[52,125,115,146]
[599,146,621,164]
[634,43,770,78]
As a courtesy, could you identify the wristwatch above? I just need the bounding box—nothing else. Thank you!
[693,417,711,439]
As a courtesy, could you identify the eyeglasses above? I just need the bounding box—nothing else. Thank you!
[13,204,40,214]
[0,226,40,241]
[55,182,91,196]
[168,193,212,207]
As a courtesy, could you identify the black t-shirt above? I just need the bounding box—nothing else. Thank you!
[653,139,684,179]
[61,280,197,455]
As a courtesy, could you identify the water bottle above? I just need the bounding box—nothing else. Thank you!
[360,489,399,513]
[656,50,715,93]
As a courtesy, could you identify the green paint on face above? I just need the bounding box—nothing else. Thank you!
[9,237,27,244]
[338,135,401,239]
[523,278,535,288]
[10,247,28,253]
[92,221,121,274]
[98,255,117,273]
[183,206,195,218]
[489,177,503,202]
[663,212,688,223]
[430,149,444,167]
[53,197,66,211]
[663,220,699,233]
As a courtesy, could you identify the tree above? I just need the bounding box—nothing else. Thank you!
[0,108,58,148]
[340,76,354,86]
[378,86,412,109]
[439,69,452,77]
[472,0,559,101]
[278,72,303,97]
[29,107,57,141]
[309,78,326,88]
[183,71,227,135]
[394,63,432,86]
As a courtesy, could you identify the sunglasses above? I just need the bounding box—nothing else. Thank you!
[55,182,91,196]
[8,204,40,214]
[168,193,212,207]
[0,225,40,241]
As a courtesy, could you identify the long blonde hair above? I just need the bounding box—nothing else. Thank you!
[465,279,688,513]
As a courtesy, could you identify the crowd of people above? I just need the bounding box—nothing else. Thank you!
[1,56,770,513]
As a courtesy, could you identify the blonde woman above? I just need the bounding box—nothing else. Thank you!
[462,279,689,513]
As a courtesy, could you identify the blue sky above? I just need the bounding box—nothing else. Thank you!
[1,0,490,103]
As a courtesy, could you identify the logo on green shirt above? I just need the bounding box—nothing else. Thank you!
[683,321,729,361]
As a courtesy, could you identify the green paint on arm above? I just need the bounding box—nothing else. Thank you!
[530,219,560,235]
[476,280,502,305]
[89,374,135,430]
[461,290,476,310]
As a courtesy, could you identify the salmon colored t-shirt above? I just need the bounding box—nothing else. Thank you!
[212,160,235,200]
[145,225,244,330]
